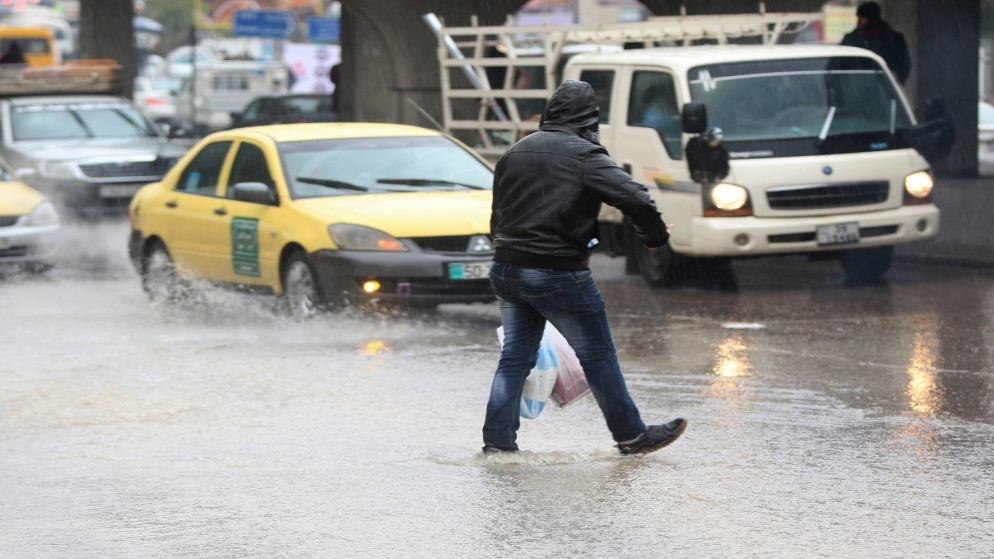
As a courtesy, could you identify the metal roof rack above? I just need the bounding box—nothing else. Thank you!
[425,6,821,157]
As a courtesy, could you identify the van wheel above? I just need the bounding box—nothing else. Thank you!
[282,251,325,318]
[142,242,184,303]
[635,242,685,288]
[840,246,893,283]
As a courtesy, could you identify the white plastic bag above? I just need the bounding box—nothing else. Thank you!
[544,326,591,408]
[497,323,590,418]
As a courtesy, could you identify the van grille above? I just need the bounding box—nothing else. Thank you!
[766,181,889,210]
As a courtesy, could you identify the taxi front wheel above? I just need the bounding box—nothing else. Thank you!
[282,251,325,319]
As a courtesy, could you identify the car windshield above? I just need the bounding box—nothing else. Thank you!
[11,101,160,141]
[280,135,493,199]
[688,57,912,142]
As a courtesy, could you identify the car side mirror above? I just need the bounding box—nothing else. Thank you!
[682,102,708,134]
[232,182,276,205]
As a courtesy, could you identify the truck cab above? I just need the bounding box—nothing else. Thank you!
[565,45,939,284]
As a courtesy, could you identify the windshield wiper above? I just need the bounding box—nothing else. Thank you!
[67,110,95,138]
[113,108,153,136]
[376,178,485,190]
[817,106,837,144]
[296,177,368,192]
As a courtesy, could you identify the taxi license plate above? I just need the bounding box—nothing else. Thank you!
[816,222,860,246]
[99,184,141,198]
[448,261,489,280]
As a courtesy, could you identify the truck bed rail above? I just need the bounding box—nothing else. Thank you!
[425,9,821,158]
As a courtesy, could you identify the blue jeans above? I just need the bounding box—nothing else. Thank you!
[483,263,646,450]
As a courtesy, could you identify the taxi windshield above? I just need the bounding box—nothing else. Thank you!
[11,102,160,141]
[688,57,912,143]
[280,135,494,199]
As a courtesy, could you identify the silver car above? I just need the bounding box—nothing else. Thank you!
[0,94,191,219]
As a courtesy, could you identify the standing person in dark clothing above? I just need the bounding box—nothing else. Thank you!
[841,1,911,84]
[0,41,26,65]
[482,80,687,455]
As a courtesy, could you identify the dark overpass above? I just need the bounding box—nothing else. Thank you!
[82,0,982,176]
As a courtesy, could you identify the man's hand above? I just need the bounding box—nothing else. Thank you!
[647,224,674,253]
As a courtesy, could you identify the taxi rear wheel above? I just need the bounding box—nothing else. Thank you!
[142,242,183,303]
[282,251,325,318]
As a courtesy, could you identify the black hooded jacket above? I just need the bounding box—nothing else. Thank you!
[491,80,669,271]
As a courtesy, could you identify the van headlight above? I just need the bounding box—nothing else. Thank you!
[904,171,934,203]
[328,224,407,251]
[711,182,748,210]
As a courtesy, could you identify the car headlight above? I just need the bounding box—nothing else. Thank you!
[711,182,749,211]
[904,171,934,200]
[328,224,407,251]
[25,201,59,226]
[38,161,79,180]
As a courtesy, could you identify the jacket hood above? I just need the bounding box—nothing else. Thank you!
[540,80,600,133]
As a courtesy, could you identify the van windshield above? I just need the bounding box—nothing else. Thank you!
[688,57,913,157]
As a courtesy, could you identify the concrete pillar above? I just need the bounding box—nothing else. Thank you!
[337,0,526,126]
[901,0,981,177]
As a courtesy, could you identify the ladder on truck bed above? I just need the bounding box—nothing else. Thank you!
[424,8,822,159]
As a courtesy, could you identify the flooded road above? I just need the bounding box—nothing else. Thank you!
[2,219,993,558]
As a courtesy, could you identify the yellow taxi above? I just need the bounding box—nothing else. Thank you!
[128,123,496,316]
[0,158,60,273]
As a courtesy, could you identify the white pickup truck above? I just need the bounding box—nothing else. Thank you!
[427,11,946,285]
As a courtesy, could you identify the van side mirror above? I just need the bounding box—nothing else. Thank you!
[682,102,708,134]
[901,97,955,163]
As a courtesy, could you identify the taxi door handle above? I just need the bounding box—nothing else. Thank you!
[214,207,228,215]
[165,200,178,208]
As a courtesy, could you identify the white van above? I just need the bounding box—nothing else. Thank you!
[564,44,939,285]
[428,12,943,285]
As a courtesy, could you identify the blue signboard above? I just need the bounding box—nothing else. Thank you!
[233,10,299,39]
[307,16,340,42]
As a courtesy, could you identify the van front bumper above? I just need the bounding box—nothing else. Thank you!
[678,204,940,257]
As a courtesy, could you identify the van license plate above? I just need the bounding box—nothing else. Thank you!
[816,222,860,245]
[448,261,489,280]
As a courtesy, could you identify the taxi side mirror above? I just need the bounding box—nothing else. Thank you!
[232,182,276,205]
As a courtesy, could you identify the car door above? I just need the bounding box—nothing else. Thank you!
[209,140,284,287]
[161,140,234,280]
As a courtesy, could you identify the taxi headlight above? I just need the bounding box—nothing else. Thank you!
[38,161,78,180]
[711,182,748,211]
[328,224,407,251]
[25,201,59,226]
[904,171,934,199]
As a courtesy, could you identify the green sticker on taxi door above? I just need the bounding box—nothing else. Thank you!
[231,217,261,277]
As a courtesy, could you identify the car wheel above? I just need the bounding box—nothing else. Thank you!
[840,245,893,283]
[282,251,324,318]
[142,242,183,303]
[634,241,685,288]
